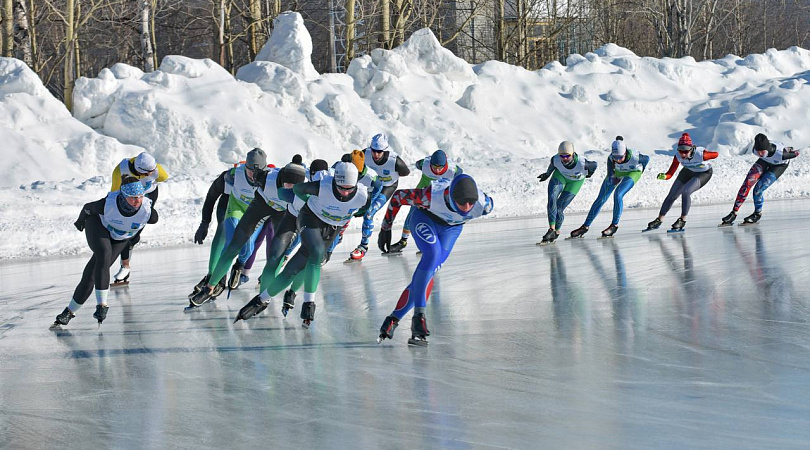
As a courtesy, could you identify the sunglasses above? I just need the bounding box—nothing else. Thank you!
[336,185,356,195]
[559,154,573,159]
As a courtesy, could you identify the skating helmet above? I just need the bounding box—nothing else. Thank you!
[134,152,157,174]
[370,133,389,152]
[449,174,478,215]
[430,150,448,174]
[332,162,359,201]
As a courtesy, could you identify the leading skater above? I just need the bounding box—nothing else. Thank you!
[362,133,411,254]
[644,132,718,232]
[719,133,800,226]
[52,178,158,327]
[109,152,169,286]
[376,174,494,345]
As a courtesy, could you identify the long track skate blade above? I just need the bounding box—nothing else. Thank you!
[343,257,362,264]
[302,320,311,329]
[381,252,403,257]
[110,281,129,288]
[564,236,584,240]
[717,223,734,228]
[376,336,385,344]
[739,221,759,227]
[535,241,555,246]
[49,323,62,330]
[667,229,685,234]
[597,235,615,240]
[407,338,428,347]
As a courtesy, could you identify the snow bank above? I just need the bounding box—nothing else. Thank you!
[1,12,810,259]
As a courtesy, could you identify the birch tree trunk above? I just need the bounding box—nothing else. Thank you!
[2,0,13,56]
[13,0,30,65]
[248,0,261,59]
[139,0,155,72]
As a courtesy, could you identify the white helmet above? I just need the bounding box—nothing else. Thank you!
[333,162,359,187]
[134,152,157,174]
[370,133,389,151]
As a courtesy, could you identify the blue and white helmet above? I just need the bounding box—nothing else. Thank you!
[370,133,389,151]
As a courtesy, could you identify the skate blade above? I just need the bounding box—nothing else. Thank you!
[110,281,129,288]
[49,323,63,330]
[535,241,555,246]
[376,336,387,344]
[381,252,403,257]
[739,222,758,227]
[407,338,428,347]
[597,235,615,240]
[302,320,311,329]
[343,257,363,264]
[667,229,685,234]
[717,223,734,228]
[641,228,657,233]
[564,236,584,240]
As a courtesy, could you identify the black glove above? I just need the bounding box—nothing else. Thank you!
[74,218,86,232]
[194,221,209,244]
[378,228,392,253]
[537,173,550,182]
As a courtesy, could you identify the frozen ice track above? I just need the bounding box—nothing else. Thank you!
[2,201,810,448]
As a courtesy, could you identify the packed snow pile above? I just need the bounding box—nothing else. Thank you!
[1,11,809,259]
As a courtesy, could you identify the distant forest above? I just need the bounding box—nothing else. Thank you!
[3,0,808,109]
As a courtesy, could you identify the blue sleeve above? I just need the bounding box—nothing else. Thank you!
[639,154,650,170]
[483,194,494,215]
[278,187,295,204]
[371,178,383,197]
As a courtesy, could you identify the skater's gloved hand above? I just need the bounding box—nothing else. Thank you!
[657,173,667,180]
[74,217,86,232]
[194,221,209,244]
[378,229,392,253]
[537,173,550,182]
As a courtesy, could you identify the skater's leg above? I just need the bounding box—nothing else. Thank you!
[206,223,227,274]
[244,220,271,272]
[70,255,98,311]
[400,207,414,241]
[327,222,349,254]
[209,200,275,286]
[554,184,581,230]
[262,244,310,299]
[733,163,764,212]
[658,178,686,218]
[752,171,778,212]
[360,191,390,246]
[584,177,618,227]
[236,219,266,265]
[546,177,564,229]
[257,213,298,293]
[679,170,711,218]
[611,177,636,225]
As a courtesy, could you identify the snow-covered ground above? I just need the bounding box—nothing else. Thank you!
[1,12,809,259]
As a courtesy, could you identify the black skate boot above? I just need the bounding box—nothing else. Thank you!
[719,211,737,227]
[227,261,244,290]
[408,313,430,346]
[188,285,213,307]
[52,307,75,328]
[601,224,618,238]
[300,302,316,328]
[742,211,762,225]
[93,305,109,324]
[189,274,211,298]
[377,315,399,343]
[210,277,226,299]
[643,218,662,232]
[387,238,408,253]
[538,228,560,245]
[568,225,589,239]
[234,295,269,323]
[281,290,296,317]
[669,218,686,232]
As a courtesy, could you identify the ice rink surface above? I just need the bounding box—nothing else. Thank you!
[2,200,810,449]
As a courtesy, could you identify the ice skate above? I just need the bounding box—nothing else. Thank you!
[51,307,75,329]
[566,225,588,240]
[188,285,213,307]
[345,244,367,263]
[301,302,316,328]
[188,274,211,298]
[719,211,737,227]
[668,218,686,233]
[111,265,130,287]
[93,305,109,325]
[227,261,244,290]
[210,278,226,299]
[376,315,399,343]
[321,251,332,266]
[599,224,618,239]
[643,218,662,232]
[741,211,762,226]
[281,290,296,317]
[386,238,408,254]
[239,274,250,286]
[408,313,430,346]
[537,229,559,246]
[234,295,269,323]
